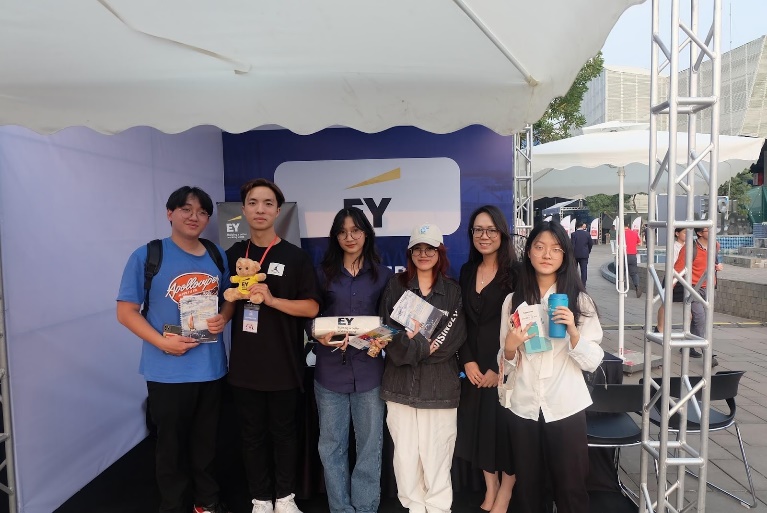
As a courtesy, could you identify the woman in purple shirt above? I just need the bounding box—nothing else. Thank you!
[313,207,393,513]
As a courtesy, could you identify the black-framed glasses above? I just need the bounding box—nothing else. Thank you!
[337,228,364,240]
[471,227,500,239]
[410,246,437,257]
[177,206,210,219]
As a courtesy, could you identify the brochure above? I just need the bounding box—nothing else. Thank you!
[390,290,447,339]
[513,302,552,354]
[179,294,219,342]
[348,324,400,351]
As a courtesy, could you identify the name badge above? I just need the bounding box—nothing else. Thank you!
[243,303,260,334]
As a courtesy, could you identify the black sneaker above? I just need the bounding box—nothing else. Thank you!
[635,286,642,298]
[678,348,703,358]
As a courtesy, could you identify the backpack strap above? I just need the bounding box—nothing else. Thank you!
[200,238,226,276]
[142,239,163,317]
[141,238,225,317]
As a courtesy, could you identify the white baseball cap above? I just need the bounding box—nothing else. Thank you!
[408,223,444,249]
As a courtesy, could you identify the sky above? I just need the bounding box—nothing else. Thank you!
[601,0,767,69]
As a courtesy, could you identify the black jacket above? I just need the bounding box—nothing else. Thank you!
[379,273,466,409]
[571,228,593,259]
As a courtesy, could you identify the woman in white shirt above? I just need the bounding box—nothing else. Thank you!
[498,221,603,513]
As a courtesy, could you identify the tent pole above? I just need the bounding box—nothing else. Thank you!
[616,166,628,359]
[0,237,18,513]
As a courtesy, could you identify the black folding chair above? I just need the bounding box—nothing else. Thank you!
[644,371,756,508]
[586,383,644,504]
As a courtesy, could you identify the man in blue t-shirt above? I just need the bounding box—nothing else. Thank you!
[117,186,230,513]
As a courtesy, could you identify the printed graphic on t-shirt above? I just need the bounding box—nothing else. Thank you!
[165,273,220,304]
[267,262,285,276]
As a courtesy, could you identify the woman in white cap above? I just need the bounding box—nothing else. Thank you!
[374,222,466,513]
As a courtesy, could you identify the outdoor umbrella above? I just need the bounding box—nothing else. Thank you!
[531,122,763,358]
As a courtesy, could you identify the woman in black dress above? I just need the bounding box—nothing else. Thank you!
[455,205,518,513]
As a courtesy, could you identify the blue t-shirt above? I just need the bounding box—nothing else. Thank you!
[117,238,229,383]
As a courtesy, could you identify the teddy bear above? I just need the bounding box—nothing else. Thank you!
[223,257,267,304]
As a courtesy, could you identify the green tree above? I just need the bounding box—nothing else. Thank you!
[718,168,752,215]
[585,193,633,217]
[533,52,605,144]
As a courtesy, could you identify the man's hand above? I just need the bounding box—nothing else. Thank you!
[161,334,200,356]
[206,313,227,334]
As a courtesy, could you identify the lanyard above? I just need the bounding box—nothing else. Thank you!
[245,236,279,267]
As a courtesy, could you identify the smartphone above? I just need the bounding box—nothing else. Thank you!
[163,324,182,337]
[328,334,347,345]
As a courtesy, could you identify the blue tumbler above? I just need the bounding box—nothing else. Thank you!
[548,294,569,338]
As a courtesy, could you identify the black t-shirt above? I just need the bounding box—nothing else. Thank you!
[226,238,320,391]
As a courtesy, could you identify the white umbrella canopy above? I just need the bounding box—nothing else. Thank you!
[532,125,764,197]
[0,0,642,135]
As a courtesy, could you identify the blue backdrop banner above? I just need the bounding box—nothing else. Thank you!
[223,126,514,278]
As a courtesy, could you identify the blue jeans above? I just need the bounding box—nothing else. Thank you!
[315,381,384,513]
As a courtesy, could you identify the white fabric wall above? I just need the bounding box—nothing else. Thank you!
[0,125,224,513]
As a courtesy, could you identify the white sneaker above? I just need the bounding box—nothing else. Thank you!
[251,498,274,513]
[274,493,302,513]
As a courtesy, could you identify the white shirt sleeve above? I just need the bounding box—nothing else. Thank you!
[567,293,604,373]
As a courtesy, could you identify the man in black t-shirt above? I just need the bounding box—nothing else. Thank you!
[221,179,320,513]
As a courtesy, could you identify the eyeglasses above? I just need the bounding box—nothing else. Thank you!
[177,207,210,219]
[410,246,437,257]
[471,227,500,239]
[530,244,565,258]
[337,228,364,240]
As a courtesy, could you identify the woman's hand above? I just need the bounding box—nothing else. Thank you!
[464,361,483,386]
[316,332,348,350]
[551,306,579,339]
[405,319,422,340]
[504,319,533,358]
[479,369,498,388]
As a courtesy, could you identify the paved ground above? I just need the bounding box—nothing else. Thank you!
[585,243,767,510]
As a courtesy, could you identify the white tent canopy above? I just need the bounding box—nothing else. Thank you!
[1,0,642,136]
[532,124,764,197]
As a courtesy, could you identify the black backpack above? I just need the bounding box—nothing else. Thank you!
[141,238,226,317]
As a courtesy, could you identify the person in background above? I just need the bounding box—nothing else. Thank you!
[624,222,642,297]
[117,186,230,513]
[673,226,723,360]
[455,206,518,513]
[313,207,393,513]
[655,227,686,334]
[376,222,466,513]
[570,222,593,287]
[220,179,320,513]
[499,221,603,513]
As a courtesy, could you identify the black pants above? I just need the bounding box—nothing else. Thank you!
[231,386,299,501]
[575,257,589,286]
[509,409,590,513]
[147,379,223,513]
[626,254,640,288]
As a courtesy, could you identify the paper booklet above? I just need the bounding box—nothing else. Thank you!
[348,325,400,351]
[390,290,447,339]
[180,294,219,342]
[512,302,552,354]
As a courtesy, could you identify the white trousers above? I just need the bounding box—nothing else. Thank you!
[386,401,457,513]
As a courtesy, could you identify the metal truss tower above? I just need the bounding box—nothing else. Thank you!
[640,1,721,511]
[513,125,534,254]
